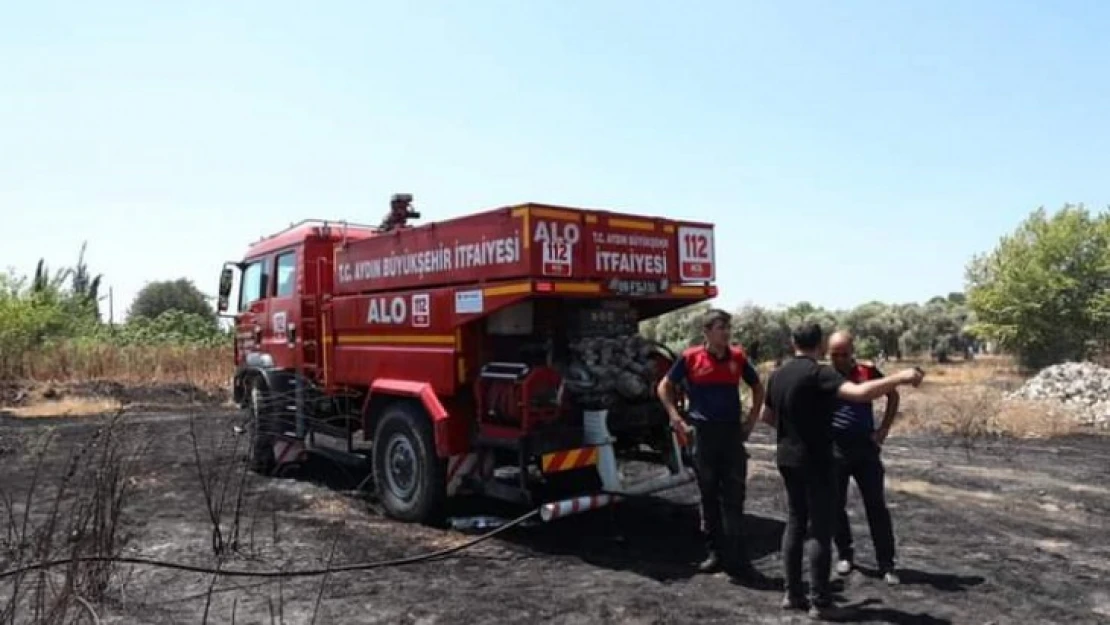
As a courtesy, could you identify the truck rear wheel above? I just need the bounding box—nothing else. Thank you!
[372,402,446,524]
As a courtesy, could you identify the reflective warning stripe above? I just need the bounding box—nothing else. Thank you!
[446,451,496,496]
[541,447,600,473]
[540,493,619,522]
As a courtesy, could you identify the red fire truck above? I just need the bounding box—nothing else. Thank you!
[216,194,717,524]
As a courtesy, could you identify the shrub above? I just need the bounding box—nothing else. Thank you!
[0,265,232,387]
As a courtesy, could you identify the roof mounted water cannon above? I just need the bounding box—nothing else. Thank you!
[379,193,421,232]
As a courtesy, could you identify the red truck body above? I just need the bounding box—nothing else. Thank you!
[219,198,716,524]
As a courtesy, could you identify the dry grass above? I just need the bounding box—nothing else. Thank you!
[898,385,1081,439]
[894,357,1086,440]
[2,344,233,418]
[755,354,1085,441]
[7,397,123,418]
[755,355,1023,387]
[794,354,1084,440]
[911,354,1025,387]
[17,344,232,391]
[902,387,1081,438]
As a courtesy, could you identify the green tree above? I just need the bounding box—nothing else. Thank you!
[855,335,882,359]
[645,302,710,351]
[782,301,839,335]
[115,309,230,347]
[68,241,103,322]
[129,278,216,324]
[730,304,790,362]
[965,204,1110,368]
[26,242,102,325]
[843,301,905,357]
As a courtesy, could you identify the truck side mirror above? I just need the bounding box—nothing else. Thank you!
[217,266,234,313]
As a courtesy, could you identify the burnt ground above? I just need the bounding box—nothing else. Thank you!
[1,408,1108,625]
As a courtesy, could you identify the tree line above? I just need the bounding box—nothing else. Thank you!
[643,203,1110,370]
[641,294,976,364]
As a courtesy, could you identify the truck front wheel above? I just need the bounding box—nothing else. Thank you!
[248,379,276,475]
[372,402,446,524]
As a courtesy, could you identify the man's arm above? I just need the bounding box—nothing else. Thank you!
[759,370,777,427]
[759,404,777,427]
[871,365,900,443]
[740,360,763,435]
[656,356,688,430]
[874,388,900,444]
[817,364,922,402]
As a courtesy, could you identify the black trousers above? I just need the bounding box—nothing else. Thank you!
[833,436,896,570]
[691,421,748,564]
[779,462,836,603]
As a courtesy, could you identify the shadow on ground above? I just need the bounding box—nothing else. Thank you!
[824,598,956,624]
[855,564,986,593]
[281,453,788,584]
[496,499,786,584]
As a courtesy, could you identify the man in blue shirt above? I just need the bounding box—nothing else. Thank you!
[657,309,764,580]
[827,331,901,585]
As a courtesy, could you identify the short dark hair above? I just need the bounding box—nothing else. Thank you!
[791,321,823,350]
[702,308,731,331]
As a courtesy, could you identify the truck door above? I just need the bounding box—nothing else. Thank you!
[265,248,299,369]
[236,257,270,367]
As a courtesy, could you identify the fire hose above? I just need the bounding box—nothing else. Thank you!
[0,506,541,581]
[0,484,697,582]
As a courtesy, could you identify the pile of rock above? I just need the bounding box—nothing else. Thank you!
[1006,361,1110,428]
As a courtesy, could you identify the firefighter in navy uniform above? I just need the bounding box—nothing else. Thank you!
[657,309,765,581]
[826,331,901,585]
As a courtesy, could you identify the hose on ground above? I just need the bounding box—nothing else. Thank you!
[0,507,541,581]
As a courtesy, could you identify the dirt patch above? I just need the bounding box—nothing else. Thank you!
[881,454,1110,498]
[888,477,1005,503]
[6,397,123,418]
[0,379,230,419]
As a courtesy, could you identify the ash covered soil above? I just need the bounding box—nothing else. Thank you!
[1,409,1108,625]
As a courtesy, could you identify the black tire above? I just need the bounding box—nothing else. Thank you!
[247,378,276,475]
[371,401,446,524]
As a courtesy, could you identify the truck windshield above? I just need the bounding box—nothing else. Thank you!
[239,260,264,310]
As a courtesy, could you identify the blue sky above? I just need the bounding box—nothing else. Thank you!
[2,1,1107,319]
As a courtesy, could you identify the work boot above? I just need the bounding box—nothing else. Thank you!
[727,559,769,587]
[781,593,808,611]
[697,551,722,573]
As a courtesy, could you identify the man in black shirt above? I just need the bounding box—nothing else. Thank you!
[761,322,923,619]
